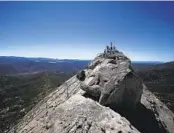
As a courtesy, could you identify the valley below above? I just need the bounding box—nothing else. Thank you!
[0,71,74,132]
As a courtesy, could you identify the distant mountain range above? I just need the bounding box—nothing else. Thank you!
[0,56,163,76]
[0,56,89,76]
[132,61,162,65]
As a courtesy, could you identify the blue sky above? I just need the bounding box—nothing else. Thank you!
[0,2,174,61]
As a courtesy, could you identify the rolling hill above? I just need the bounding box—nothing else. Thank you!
[0,71,73,132]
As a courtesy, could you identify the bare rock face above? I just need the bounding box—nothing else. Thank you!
[77,50,143,109]
[141,86,174,133]
[9,95,140,133]
[8,43,174,133]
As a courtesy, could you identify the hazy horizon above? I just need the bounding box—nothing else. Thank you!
[0,2,174,62]
[0,55,165,63]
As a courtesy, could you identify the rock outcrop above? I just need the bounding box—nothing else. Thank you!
[8,43,174,133]
[76,49,143,109]
[10,95,140,133]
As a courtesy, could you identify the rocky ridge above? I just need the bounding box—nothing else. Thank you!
[8,43,174,133]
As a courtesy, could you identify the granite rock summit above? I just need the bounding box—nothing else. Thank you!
[8,42,174,133]
[77,42,143,109]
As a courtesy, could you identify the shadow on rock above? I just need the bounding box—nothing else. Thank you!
[110,103,167,133]
[83,92,168,133]
[83,92,100,102]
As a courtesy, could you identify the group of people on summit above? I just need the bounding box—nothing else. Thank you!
[104,42,118,54]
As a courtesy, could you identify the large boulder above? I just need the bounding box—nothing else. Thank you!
[77,52,143,109]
